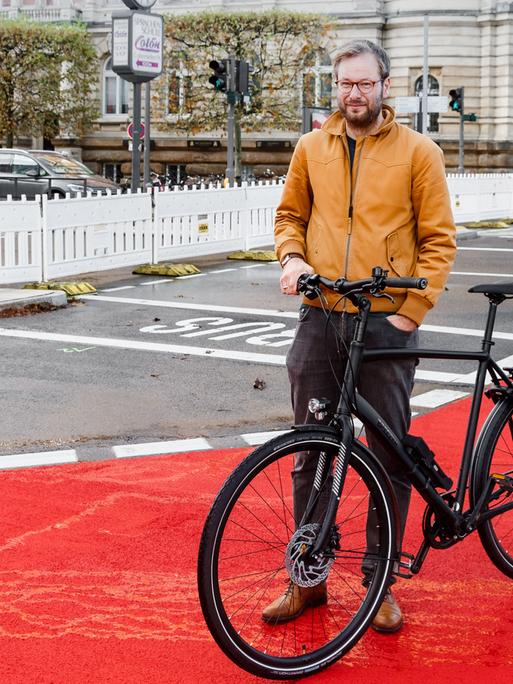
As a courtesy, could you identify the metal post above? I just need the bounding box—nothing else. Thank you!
[422,14,429,135]
[143,81,151,188]
[131,82,142,192]
[225,58,236,188]
[459,86,465,173]
[226,96,235,187]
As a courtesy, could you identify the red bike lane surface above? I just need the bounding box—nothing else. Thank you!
[0,398,511,684]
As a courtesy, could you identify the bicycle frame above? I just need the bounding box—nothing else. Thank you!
[312,291,513,572]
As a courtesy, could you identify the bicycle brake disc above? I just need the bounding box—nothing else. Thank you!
[285,523,334,588]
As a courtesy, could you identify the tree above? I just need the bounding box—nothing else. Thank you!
[0,20,98,147]
[156,10,331,176]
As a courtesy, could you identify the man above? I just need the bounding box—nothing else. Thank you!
[266,39,456,631]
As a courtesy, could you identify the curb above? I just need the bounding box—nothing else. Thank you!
[0,431,290,471]
[456,229,478,242]
[0,289,67,313]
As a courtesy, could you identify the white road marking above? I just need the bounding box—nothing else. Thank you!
[178,273,207,279]
[113,438,211,458]
[0,450,77,469]
[140,279,175,285]
[421,324,513,341]
[458,247,513,253]
[0,327,286,365]
[211,268,237,274]
[101,286,136,292]
[241,430,290,445]
[240,264,269,269]
[81,294,300,318]
[451,271,513,278]
[410,389,468,408]
[82,295,513,340]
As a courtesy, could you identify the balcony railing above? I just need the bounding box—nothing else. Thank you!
[0,8,83,22]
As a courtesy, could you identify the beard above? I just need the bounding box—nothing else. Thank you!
[338,95,383,131]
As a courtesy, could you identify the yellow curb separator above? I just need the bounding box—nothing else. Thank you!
[133,263,200,277]
[227,250,277,262]
[459,219,513,229]
[23,281,97,296]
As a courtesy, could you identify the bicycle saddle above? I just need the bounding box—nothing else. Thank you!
[468,282,513,295]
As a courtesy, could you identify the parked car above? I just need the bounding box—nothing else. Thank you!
[0,149,119,199]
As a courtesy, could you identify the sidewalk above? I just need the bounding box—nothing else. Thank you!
[0,226,479,313]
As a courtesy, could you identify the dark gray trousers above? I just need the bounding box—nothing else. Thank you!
[286,304,418,584]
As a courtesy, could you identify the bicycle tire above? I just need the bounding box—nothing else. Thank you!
[471,398,513,578]
[197,429,397,680]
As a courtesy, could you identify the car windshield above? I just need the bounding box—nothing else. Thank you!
[32,152,95,177]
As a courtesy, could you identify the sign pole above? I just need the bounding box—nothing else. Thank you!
[422,14,429,135]
[459,86,465,173]
[131,81,142,192]
[143,81,151,187]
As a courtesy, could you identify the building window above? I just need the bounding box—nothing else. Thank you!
[302,50,332,110]
[103,58,129,116]
[414,74,439,133]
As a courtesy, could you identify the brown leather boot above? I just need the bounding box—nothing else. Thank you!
[371,589,403,633]
[262,582,327,624]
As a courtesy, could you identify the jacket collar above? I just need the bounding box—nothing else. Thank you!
[321,104,396,138]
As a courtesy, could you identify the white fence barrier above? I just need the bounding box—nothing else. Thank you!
[447,173,513,223]
[43,192,153,280]
[0,175,512,285]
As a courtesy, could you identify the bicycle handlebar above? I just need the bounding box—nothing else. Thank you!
[297,268,428,301]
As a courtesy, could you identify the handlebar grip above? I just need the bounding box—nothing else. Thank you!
[386,277,428,290]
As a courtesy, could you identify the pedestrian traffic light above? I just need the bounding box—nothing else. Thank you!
[209,60,228,92]
[449,87,464,113]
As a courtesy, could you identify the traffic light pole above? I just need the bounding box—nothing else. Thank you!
[225,58,237,188]
[226,92,236,187]
[458,86,465,173]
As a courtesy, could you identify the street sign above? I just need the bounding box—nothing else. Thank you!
[394,97,420,114]
[111,10,163,83]
[127,121,145,140]
[394,95,449,114]
[427,96,449,113]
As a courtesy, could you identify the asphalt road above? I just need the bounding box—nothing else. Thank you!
[1,228,512,456]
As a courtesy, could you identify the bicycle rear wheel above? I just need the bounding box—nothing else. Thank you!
[197,429,397,680]
[471,398,513,578]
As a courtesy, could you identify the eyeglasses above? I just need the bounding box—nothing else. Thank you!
[334,79,383,94]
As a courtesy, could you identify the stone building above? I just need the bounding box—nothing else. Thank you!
[1,0,513,180]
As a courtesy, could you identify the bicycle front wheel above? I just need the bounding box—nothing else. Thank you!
[197,429,397,680]
[471,398,513,578]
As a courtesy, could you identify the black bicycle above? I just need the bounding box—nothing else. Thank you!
[197,266,513,679]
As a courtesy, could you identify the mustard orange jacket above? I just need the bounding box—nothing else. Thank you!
[274,105,457,325]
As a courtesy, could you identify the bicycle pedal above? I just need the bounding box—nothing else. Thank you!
[492,472,513,493]
[393,551,415,579]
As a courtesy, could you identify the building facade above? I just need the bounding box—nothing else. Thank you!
[1,0,513,179]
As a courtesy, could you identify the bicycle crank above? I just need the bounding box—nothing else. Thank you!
[285,523,337,588]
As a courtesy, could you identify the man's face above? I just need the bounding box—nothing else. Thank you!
[335,52,390,130]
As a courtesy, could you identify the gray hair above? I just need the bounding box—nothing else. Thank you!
[333,40,390,80]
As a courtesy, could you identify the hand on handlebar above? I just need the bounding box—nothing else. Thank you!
[280,258,314,295]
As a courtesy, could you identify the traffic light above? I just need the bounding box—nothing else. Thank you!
[236,60,250,95]
[209,59,228,92]
[449,87,464,113]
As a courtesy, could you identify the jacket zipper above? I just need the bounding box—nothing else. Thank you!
[343,138,365,279]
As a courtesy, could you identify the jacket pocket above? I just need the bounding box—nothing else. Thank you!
[386,231,414,276]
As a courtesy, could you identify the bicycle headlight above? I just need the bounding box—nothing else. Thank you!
[308,398,331,421]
